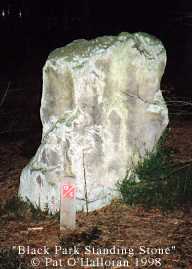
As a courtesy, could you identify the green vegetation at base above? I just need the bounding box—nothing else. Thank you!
[0,248,30,269]
[0,196,59,222]
[118,131,192,211]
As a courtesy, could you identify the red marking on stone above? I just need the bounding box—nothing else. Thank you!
[62,184,75,199]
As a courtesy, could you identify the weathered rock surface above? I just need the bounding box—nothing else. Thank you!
[19,32,168,213]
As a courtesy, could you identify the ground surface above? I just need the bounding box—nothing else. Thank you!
[0,119,192,269]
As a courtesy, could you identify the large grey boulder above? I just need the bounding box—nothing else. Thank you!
[19,32,168,213]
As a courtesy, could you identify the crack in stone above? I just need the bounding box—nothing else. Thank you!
[125,92,150,104]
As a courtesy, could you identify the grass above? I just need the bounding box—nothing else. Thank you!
[118,131,192,211]
[59,226,101,249]
[0,196,59,222]
[0,248,30,269]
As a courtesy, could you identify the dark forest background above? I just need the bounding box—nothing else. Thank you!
[0,0,192,141]
[0,1,192,93]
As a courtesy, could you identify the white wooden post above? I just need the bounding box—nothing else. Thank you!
[60,176,76,230]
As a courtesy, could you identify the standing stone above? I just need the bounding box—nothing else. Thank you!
[19,32,168,213]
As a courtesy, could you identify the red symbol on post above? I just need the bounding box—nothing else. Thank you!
[62,184,75,199]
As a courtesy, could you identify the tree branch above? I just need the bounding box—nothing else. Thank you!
[0,81,11,108]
